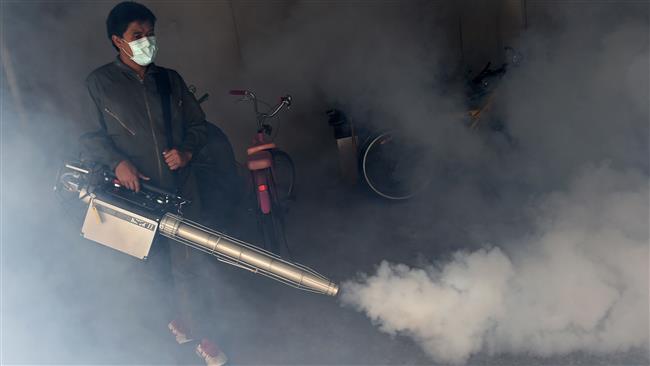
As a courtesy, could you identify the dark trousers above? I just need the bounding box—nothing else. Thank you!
[143,172,224,341]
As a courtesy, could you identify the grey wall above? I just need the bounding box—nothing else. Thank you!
[2,0,528,163]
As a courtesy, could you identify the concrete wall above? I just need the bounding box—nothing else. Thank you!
[2,0,528,163]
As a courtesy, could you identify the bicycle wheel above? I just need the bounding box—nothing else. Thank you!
[259,208,291,259]
[270,149,295,206]
[361,131,432,200]
[257,168,292,259]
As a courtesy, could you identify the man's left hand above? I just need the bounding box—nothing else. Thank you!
[163,148,192,170]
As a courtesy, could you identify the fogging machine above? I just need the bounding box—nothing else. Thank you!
[55,162,338,296]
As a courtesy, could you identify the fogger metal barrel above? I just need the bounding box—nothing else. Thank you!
[159,213,339,296]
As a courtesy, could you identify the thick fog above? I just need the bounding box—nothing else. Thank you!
[338,3,650,364]
[342,164,649,363]
[1,1,648,365]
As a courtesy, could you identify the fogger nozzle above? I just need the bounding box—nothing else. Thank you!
[159,213,339,296]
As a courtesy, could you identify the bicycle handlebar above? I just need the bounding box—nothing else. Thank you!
[267,95,292,119]
[229,89,292,130]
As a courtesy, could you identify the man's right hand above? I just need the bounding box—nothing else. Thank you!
[115,160,150,192]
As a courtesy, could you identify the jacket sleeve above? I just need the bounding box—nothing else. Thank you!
[174,71,208,155]
[78,75,127,171]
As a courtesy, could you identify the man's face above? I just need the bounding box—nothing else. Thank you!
[112,20,155,58]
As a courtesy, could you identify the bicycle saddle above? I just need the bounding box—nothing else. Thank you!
[247,151,273,171]
[247,143,276,156]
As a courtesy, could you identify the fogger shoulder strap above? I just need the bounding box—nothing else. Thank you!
[154,68,184,190]
[154,69,173,149]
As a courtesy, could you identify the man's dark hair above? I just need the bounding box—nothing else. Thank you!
[106,1,156,51]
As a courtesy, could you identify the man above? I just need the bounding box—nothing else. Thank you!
[79,2,227,365]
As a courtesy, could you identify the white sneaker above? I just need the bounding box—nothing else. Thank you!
[196,338,228,366]
[168,319,194,345]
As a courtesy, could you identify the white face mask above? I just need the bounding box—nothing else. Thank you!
[122,36,157,66]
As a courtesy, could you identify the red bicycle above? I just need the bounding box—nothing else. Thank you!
[229,90,295,258]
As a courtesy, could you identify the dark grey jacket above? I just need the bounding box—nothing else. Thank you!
[79,57,207,192]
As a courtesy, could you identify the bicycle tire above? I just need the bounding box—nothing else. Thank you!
[259,209,291,259]
[361,131,432,200]
[258,167,292,259]
[270,149,296,205]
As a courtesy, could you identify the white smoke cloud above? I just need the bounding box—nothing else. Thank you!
[341,164,649,364]
[342,247,514,363]
[338,3,648,364]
